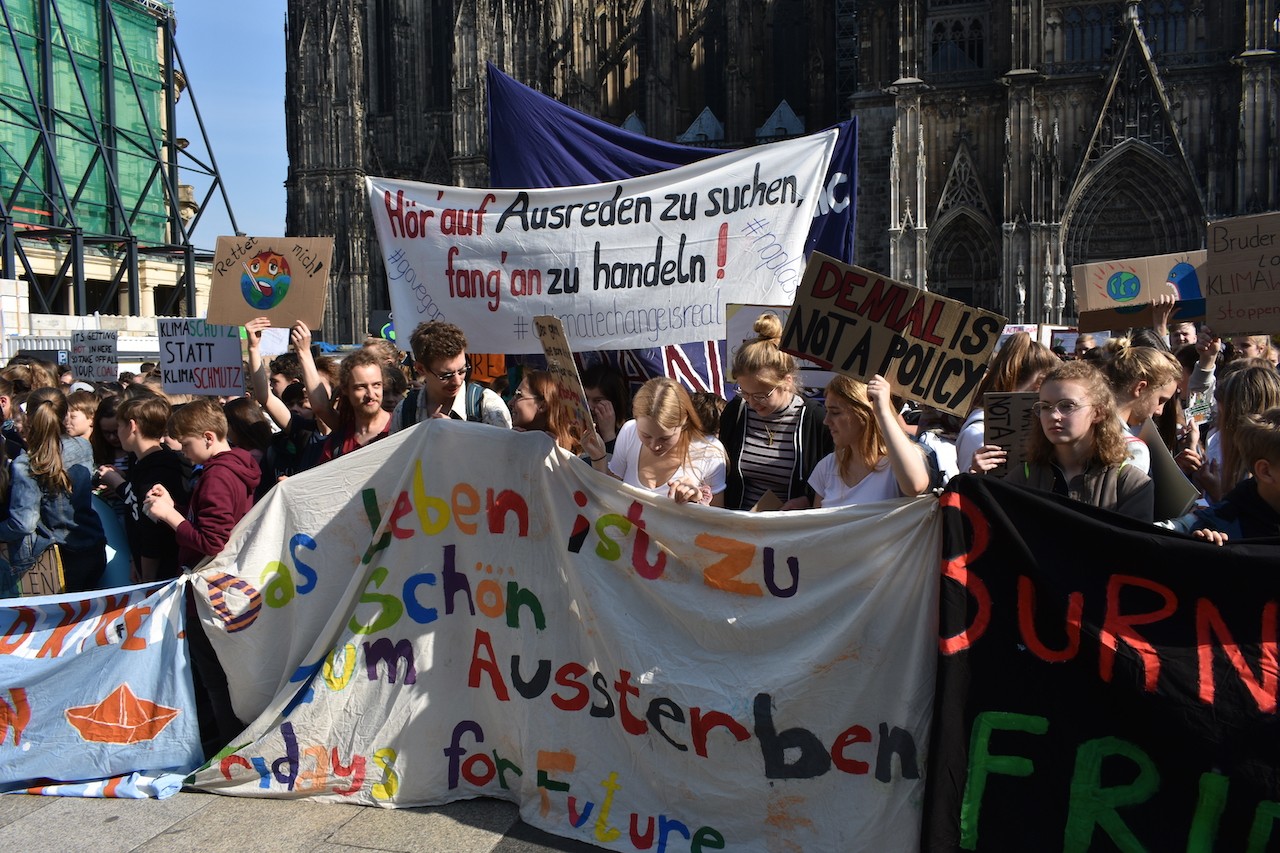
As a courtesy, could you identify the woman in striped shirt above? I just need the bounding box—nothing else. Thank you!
[719,313,833,511]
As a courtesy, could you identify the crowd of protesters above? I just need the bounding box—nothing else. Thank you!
[0,309,1275,751]
[0,311,1274,598]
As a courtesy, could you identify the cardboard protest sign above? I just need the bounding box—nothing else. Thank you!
[367,129,838,354]
[779,254,1006,417]
[982,392,1037,479]
[1205,212,1280,333]
[157,318,245,396]
[185,422,940,852]
[532,314,592,428]
[17,544,64,597]
[206,236,332,329]
[1139,418,1200,521]
[70,330,118,383]
[1073,250,1206,333]
[726,303,835,390]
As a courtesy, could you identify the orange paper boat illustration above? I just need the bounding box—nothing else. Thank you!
[65,684,180,744]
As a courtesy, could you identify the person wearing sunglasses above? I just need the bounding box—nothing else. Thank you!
[391,320,512,430]
[718,313,832,511]
[1004,360,1153,521]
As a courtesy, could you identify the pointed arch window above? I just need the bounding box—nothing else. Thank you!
[1144,1,1189,56]
[928,16,984,74]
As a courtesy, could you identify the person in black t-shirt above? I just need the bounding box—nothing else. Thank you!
[97,395,188,582]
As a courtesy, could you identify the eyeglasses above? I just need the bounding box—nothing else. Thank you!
[1032,400,1093,418]
[431,364,471,383]
[734,384,777,403]
[511,389,542,402]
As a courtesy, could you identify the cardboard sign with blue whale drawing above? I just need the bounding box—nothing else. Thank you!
[1071,250,1206,333]
[206,236,333,329]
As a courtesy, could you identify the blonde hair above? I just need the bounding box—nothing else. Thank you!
[1101,338,1182,396]
[1218,366,1280,488]
[970,332,1060,413]
[824,375,888,480]
[1027,361,1128,467]
[24,388,71,494]
[631,378,706,470]
[732,313,797,393]
[1235,407,1280,472]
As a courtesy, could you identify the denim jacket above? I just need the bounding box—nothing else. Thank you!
[0,436,105,573]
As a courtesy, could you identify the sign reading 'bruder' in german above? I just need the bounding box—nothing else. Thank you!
[780,253,1006,417]
[1205,212,1280,334]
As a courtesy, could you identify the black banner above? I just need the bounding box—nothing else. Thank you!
[926,476,1280,852]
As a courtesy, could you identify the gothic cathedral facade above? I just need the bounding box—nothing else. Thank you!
[284,0,1278,341]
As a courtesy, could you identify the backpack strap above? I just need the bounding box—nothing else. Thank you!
[402,388,420,428]
[465,382,484,422]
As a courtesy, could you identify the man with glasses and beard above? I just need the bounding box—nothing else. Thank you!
[391,320,512,431]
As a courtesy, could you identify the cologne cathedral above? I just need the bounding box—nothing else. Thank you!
[285,0,1278,343]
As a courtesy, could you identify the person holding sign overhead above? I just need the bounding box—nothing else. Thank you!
[807,375,932,508]
[719,313,832,511]
[292,322,392,464]
[584,378,727,506]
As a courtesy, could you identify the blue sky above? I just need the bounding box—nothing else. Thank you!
[170,0,287,248]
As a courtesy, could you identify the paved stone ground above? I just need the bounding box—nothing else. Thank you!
[0,790,604,853]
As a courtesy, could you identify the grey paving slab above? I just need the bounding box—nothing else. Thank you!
[329,797,519,853]
[490,820,606,853]
[131,792,361,853]
[0,792,209,853]
[0,793,55,828]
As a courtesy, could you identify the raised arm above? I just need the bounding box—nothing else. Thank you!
[245,317,291,429]
[291,321,339,431]
[868,375,933,497]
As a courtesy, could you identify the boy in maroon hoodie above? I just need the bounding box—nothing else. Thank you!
[144,399,261,568]
[144,398,260,757]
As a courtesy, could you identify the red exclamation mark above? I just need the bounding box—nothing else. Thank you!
[716,222,728,279]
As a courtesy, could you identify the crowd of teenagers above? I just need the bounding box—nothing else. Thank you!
[0,311,1276,752]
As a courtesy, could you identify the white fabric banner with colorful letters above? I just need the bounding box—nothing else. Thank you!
[367,130,837,354]
[187,421,940,852]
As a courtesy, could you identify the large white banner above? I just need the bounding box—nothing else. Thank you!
[187,420,939,852]
[367,131,837,353]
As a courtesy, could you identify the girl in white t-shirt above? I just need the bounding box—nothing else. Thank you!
[807,374,932,508]
[583,378,727,506]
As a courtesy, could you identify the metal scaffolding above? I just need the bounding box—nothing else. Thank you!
[0,0,236,316]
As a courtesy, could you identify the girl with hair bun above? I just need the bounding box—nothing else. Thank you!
[0,388,106,594]
[583,377,727,506]
[1100,338,1183,474]
[718,312,833,510]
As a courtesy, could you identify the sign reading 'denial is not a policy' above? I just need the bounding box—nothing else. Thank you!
[157,319,244,396]
[780,253,1006,418]
[1205,211,1280,334]
[366,129,838,354]
[205,236,333,330]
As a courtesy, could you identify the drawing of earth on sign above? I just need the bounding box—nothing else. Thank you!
[241,251,291,310]
[1105,270,1141,303]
